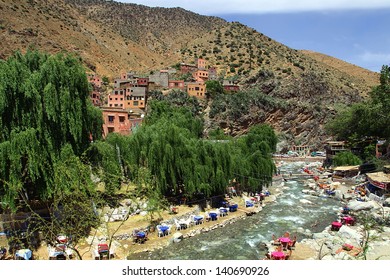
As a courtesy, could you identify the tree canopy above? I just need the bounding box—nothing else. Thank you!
[0,50,103,208]
[108,99,276,199]
[332,151,362,167]
[326,65,390,142]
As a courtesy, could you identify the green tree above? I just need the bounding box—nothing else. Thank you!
[205,80,224,98]
[326,64,390,141]
[332,151,362,167]
[0,49,103,208]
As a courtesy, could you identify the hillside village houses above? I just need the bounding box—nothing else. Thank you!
[88,58,240,137]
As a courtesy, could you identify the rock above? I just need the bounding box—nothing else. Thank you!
[172,232,183,243]
[267,195,277,202]
[348,200,380,211]
[337,226,362,244]
[140,211,148,216]
[343,193,354,200]
[300,198,313,204]
[334,190,343,200]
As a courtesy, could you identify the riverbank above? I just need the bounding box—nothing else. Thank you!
[286,172,390,260]
[125,180,285,259]
[25,177,284,260]
[26,161,390,260]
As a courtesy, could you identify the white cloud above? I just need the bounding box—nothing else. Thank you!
[359,51,390,63]
[351,51,390,72]
[121,0,390,14]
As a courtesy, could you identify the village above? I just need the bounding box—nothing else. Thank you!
[1,57,390,260]
[88,58,240,137]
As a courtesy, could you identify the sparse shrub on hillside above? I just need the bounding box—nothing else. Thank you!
[209,88,288,120]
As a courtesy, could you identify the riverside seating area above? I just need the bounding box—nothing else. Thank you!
[264,232,297,260]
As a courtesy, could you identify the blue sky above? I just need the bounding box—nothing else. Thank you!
[121,1,390,72]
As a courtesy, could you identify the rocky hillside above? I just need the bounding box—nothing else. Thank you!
[0,0,380,149]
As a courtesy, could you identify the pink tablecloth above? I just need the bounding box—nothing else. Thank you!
[343,216,355,225]
[332,222,343,231]
[271,251,285,260]
[279,237,291,243]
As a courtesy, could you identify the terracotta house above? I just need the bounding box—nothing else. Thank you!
[180,63,197,74]
[136,77,149,87]
[223,80,240,92]
[107,88,126,108]
[193,70,209,82]
[101,107,132,137]
[124,87,146,110]
[208,67,218,80]
[197,58,206,70]
[168,80,185,90]
[90,91,101,107]
[88,74,102,88]
[187,82,206,98]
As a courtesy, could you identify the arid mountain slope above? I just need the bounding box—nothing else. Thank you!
[0,0,381,149]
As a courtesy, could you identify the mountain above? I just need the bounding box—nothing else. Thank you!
[0,0,380,150]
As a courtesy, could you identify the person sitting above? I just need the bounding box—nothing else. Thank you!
[275,245,283,252]
[287,236,297,250]
[285,249,293,260]
[262,252,271,260]
[205,211,210,222]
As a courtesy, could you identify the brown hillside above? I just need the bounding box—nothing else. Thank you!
[0,0,381,148]
[301,50,379,90]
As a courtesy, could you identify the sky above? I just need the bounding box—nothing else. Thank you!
[121,0,390,72]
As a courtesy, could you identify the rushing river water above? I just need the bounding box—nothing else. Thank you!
[131,161,342,260]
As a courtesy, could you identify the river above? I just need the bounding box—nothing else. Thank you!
[130,161,342,260]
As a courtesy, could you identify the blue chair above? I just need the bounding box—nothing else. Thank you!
[229,204,238,212]
[219,207,228,216]
[245,201,254,207]
[209,212,218,221]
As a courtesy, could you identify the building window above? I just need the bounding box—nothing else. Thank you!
[134,101,139,106]
[119,116,125,123]
[108,127,115,133]
[108,116,115,123]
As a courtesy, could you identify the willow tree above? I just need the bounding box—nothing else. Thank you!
[0,50,103,208]
[229,124,276,193]
[109,100,276,201]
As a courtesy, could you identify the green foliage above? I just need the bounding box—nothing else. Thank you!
[209,88,287,119]
[205,80,224,98]
[0,49,103,207]
[108,101,276,199]
[86,140,122,194]
[102,76,109,85]
[332,151,362,167]
[208,128,232,140]
[326,64,390,141]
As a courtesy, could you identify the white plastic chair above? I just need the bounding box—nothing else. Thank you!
[156,225,164,237]
[174,219,182,231]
